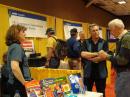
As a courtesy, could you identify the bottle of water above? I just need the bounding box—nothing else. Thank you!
[14,90,21,97]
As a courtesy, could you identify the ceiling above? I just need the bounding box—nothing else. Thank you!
[84,0,130,16]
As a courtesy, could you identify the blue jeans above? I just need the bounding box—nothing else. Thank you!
[49,57,60,68]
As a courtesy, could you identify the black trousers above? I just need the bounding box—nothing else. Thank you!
[84,78,106,97]
[7,82,27,97]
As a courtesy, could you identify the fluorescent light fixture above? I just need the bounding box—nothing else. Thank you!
[118,0,126,4]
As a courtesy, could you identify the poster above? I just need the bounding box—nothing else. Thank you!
[8,9,47,38]
[106,29,117,42]
[64,21,83,40]
[21,40,35,57]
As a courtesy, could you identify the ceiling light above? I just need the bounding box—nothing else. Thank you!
[118,0,126,4]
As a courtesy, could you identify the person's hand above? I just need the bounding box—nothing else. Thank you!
[98,50,108,60]
[81,51,98,59]
[45,61,49,68]
[88,56,102,63]
[23,81,30,86]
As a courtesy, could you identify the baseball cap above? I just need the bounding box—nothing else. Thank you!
[46,28,55,35]
[70,28,78,34]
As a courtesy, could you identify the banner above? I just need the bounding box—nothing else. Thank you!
[8,9,47,38]
[64,21,83,39]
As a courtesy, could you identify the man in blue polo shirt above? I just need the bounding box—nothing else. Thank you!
[67,28,81,70]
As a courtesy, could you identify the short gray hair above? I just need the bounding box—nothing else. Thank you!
[89,24,99,32]
[108,19,125,29]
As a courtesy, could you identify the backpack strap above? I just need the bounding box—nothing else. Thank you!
[51,36,57,41]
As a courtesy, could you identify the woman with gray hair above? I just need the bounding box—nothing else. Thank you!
[98,19,130,97]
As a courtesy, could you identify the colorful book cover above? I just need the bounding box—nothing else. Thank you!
[68,73,85,94]
[40,78,55,97]
[25,80,44,97]
[54,77,71,97]
[62,84,71,94]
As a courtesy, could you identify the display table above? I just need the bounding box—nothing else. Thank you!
[76,91,103,97]
[30,67,81,80]
[30,68,103,97]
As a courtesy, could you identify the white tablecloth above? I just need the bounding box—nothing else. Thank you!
[77,91,103,97]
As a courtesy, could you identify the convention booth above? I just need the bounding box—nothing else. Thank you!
[0,4,114,97]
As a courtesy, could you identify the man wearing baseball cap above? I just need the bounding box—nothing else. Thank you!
[67,28,81,70]
[45,28,59,68]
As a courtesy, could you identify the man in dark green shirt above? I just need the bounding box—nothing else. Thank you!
[98,19,130,97]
